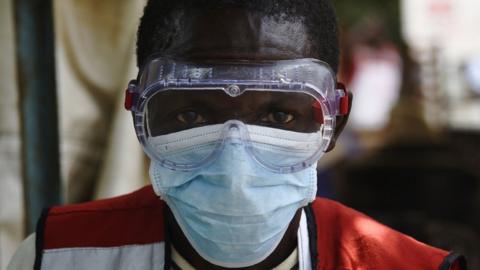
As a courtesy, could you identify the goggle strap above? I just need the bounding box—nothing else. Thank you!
[124,80,138,111]
[336,82,349,116]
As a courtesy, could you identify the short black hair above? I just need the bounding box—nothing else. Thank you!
[136,0,339,72]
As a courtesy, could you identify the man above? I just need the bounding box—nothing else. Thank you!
[9,0,466,269]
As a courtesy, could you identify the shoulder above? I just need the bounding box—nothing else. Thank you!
[42,185,166,249]
[49,185,163,214]
[310,198,466,270]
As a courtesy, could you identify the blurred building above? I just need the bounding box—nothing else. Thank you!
[402,0,480,130]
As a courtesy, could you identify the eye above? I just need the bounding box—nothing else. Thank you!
[261,111,295,124]
[176,111,206,125]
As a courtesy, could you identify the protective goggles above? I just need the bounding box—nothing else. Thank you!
[125,56,348,173]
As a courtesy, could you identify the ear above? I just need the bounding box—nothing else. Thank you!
[326,91,353,152]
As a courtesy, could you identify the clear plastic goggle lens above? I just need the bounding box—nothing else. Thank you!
[145,89,324,135]
[143,89,332,173]
[128,57,341,173]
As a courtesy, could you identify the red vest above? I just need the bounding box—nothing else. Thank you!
[35,186,466,270]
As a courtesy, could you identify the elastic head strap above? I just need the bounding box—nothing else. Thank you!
[336,82,349,116]
[124,80,137,111]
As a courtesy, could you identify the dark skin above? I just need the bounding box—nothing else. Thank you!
[149,7,352,270]
[147,90,321,135]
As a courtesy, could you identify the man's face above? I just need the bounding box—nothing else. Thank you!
[139,8,348,268]
[145,8,339,139]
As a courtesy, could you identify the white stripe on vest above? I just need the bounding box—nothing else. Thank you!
[40,211,311,270]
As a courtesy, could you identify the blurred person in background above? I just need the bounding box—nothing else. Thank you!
[340,15,403,151]
[8,0,467,269]
[333,50,480,268]
[330,4,480,268]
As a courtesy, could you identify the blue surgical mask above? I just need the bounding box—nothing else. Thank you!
[150,140,317,268]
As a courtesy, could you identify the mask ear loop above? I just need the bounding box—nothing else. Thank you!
[163,206,172,270]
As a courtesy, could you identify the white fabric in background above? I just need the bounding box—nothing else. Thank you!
[1,1,147,268]
[0,0,24,268]
[53,0,147,202]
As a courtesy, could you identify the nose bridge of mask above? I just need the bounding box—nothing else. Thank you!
[215,122,256,172]
[223,121,243,143]
[146,118,325,173]
[211,145,255,190]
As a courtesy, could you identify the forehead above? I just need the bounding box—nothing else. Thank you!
[142,8,322,128]
[161,8,317,60]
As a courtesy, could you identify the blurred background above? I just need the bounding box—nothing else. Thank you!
[1,0,479,269]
